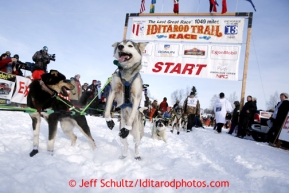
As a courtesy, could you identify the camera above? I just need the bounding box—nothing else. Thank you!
[48,54,56,61]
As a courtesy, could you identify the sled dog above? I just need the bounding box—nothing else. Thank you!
[152,118,167,142]
[171,108,183,135]
[27,70,96,157]
[105,40,148,160]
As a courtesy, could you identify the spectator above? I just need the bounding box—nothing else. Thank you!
[149,99,159,120]
[5,51,13,74]
[11,54,23,76]
[79,83,89,106]
[86,80,99,116]
[32,46,50,72]
[97,80,102,100]
[103,78,112,103]
[183,92,200,132]
[0,53,18,73]
[163,107,171,126]
[159,97,168,114]
[213,92,233,134]
[69,74,82,107]
[173,100,180,112]
[268,93,289,144]
[236,95,257,138]
[228,101,240,135]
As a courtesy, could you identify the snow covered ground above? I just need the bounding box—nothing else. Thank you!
[0,111,289,193]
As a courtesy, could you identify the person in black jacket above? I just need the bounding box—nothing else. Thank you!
[268,93,289,144]
[236,95,257,138]
[228,101,240,134]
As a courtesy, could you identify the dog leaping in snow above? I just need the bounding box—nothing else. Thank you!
[105,40,148,160]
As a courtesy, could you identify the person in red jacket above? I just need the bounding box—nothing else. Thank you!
[159,97,168,114]
[0,53,18,73]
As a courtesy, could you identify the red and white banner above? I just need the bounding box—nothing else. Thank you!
[10,76,31,104]
[130,17,245,44]
[141,43,241,80]
[278,112,289,142]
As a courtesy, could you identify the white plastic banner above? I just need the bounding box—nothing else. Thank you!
[10,76,31,104]
[278,112,289,142]
[141,43,241,80]
[130,17,245,44]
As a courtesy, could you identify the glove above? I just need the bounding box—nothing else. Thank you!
[106,120,115,130]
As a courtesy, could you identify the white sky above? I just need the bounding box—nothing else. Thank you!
[1,0,288,109]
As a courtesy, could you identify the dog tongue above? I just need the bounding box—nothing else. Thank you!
[118,56,128,63]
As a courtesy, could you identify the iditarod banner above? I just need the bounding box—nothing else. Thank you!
[278,112,289,142]
[141,43,241,81]
[130,17,245,44]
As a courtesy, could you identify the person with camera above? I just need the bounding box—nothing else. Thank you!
[0,53,18,73]
[11,54,24,76]
[31,46,56,80]
[32,46,51,73]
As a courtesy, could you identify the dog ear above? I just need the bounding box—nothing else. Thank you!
[50,70,59,77]
[112,42,119,48]
[137,42,148,53]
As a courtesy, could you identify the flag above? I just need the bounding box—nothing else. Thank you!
[209,0,217,12]
[150,0,156,13]
[222,0,227,14]
[244,0,256,11]
[140,0,145,13]
[173,0,179,14]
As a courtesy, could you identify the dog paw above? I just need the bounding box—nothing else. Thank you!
[135,156,141,160]
[29,149,39,157]
[106,120,115,130]
[119,128,130,138]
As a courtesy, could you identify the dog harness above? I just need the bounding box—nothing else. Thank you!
[118,71,139,109]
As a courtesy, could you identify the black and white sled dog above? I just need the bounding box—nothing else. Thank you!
[171,108,183,135]
[152,118,167,142]
[181,114,188,131]
[105,40,148,160]
[27,70,96,157]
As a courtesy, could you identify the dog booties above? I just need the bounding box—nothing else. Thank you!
[119,128,130,138]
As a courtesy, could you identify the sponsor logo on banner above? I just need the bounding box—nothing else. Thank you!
[216,74,228,79]
[132,22,145,36]
[155,44,178,57]
[184,48,205,56]
[156,35,167,39]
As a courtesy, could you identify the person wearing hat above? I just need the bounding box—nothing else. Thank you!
[213,92,233,134]
[227,101,240,135]
[0,53,18,74]
[32,46,51,73]
[236,95,257,138]
[69,74,82,107]
[268,92,289,144]
[183,92,201,132]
